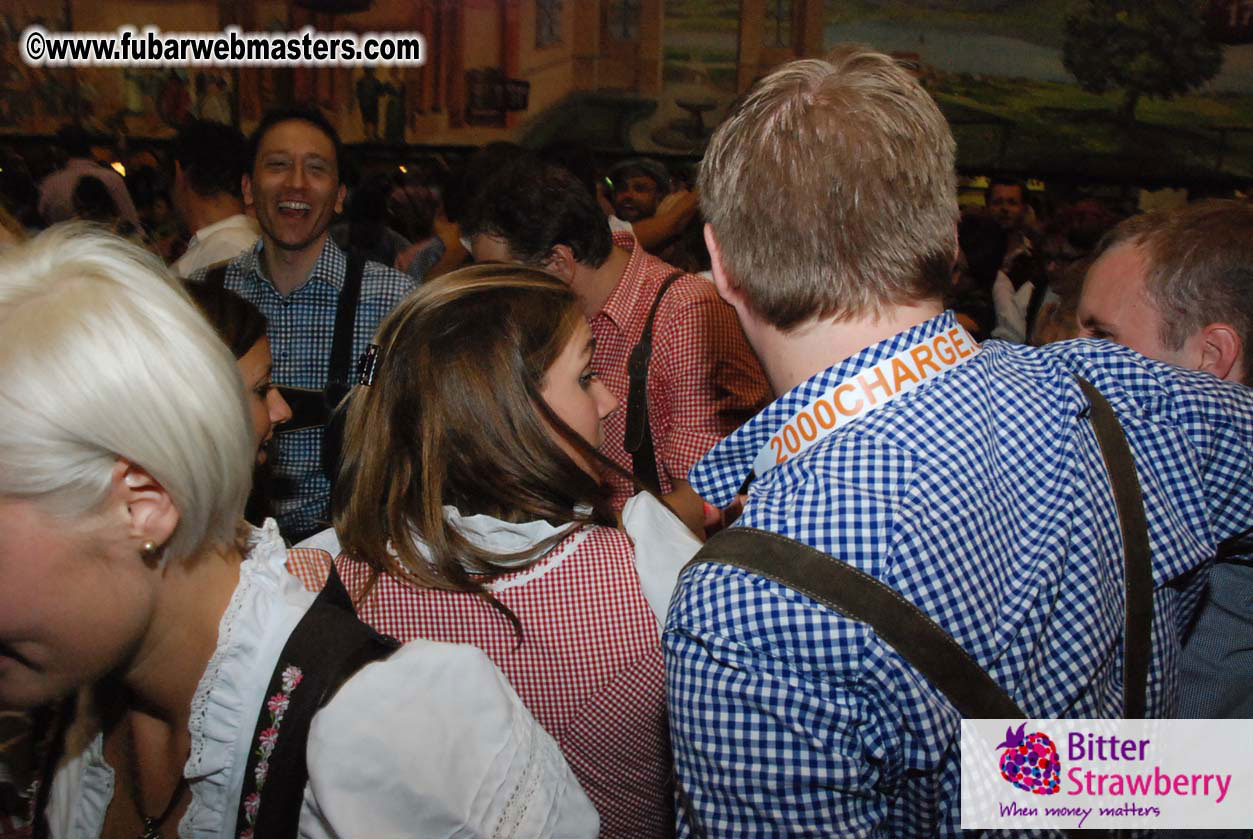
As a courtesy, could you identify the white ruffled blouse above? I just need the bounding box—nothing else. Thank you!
[43,520,599,839]
[297,493,703,634]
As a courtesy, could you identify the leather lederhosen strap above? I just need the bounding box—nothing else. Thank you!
[233,565,398,838]
[623,270,685,494]
[1077,374,1152,721]
[677,376,1151,839]
[203,252,366,435]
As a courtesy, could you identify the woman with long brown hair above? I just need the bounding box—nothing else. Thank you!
[293,264,701,838]
[0,227,596,838]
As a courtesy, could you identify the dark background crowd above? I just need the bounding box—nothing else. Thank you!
[2,118,1224,350]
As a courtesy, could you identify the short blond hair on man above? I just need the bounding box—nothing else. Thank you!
[699,44,958,329]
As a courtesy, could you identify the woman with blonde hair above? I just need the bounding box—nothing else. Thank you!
[0,225,595,838]
[294,264,701,838]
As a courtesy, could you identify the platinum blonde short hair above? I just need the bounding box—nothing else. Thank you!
[700,45,958,329]
[0,224,253,559]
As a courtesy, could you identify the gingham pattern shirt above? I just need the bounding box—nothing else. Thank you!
[192,237,416,539]
[287,525,672,839]
[594,233,769,508]
[665,311,1253,837]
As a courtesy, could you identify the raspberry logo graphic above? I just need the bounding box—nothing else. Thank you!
[996,722,1061,795]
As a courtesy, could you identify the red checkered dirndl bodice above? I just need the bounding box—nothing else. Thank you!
[289,524,673,839]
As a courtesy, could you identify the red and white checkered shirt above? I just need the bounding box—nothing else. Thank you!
[594,233,769,509]
[287,525,671,839]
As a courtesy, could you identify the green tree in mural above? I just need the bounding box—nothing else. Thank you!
[1063,0,1223,123]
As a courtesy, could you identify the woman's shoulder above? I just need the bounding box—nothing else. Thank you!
[305,639,599,838]
[568,520,635,554]
[484,523,639,597]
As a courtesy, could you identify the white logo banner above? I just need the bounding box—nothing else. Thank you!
[961,718,1253,830]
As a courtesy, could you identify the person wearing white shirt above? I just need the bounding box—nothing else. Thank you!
[38,126,141,228]
[171,119,261,277]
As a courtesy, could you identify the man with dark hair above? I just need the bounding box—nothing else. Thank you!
[608,157,671,223]
[985,176,1030,232]
[38,124,141,227]
[463,158,768,534]
[170,118,260,277]
[192,106,416,541]
[983,177,1048,342]
[665,46,1253,835]
[1079,199,1253,721]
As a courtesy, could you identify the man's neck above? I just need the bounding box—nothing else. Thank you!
[261,234,327,296]
[574,245,631,318]
[185,194,245,240]
[747,299,946,396]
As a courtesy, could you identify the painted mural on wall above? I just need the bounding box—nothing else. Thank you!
[0,5,239,137]
[656,0,1253,179]
[5,0,1249,182]
[75,67,238,137]
[0,3,74,134]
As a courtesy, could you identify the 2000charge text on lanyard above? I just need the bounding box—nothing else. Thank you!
[753,324,980,478]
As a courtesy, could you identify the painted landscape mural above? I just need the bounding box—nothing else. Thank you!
[2,0,1250,183]
[659,0,1253,179]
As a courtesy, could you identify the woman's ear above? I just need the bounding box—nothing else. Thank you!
[111,459,180,555]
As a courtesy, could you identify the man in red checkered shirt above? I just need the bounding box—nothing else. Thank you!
[464,159,769,533]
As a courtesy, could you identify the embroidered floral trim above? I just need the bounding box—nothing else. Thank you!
[184,519,288,839]
[238,664,302,839]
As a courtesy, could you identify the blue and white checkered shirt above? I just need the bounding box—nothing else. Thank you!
[665,311,1253,837]
[193,237,416,540]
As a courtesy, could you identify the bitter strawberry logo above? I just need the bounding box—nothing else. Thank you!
[996,722,1061,795]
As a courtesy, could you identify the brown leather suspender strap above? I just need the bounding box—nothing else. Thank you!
[623,270,685,494]
[1076,377,1152,719]
[684,376,1151,719]
[203,263,228,291]
[677,375,1150,838]
[691,526,1030,720]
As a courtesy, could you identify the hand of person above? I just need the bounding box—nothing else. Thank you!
[656,187,700,221]
[703,493,746,536]
[631,188,701,251]
[661,478,708,539]
[596,182,615,217]
[1001,231,1033,272]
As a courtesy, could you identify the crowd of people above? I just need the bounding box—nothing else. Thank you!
[1,43,1252,839]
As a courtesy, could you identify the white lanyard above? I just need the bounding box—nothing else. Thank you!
[753,324,980,477]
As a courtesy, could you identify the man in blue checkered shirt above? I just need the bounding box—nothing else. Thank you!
[193,107,416,541]
[665,46,1253,837]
